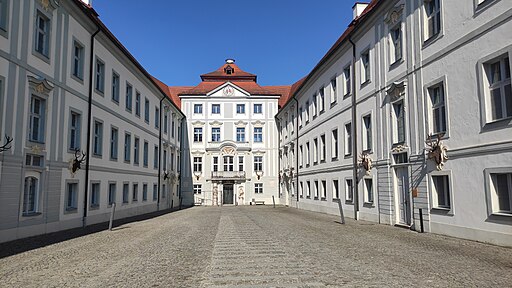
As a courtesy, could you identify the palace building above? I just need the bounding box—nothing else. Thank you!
[0,0,511,246]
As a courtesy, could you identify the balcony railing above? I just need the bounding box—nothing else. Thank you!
[211,171,246,180]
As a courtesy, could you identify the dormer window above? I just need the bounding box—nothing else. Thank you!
[224,65,234,75]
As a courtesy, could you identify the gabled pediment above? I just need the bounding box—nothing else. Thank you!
[28,76,54,94]
[207,82,250,97]
[386,81,407,102]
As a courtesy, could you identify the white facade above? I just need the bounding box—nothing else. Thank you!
[277,0,512,246]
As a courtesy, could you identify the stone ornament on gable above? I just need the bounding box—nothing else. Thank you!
[221,146,235,156]
[209,121,223,127]
[28,76,54,95]
[384,4,405,25]
[39,0,58,12]
[251,120,265,127]
[386,81,406,102]
[391,144,408,153]
[426,134,448,171]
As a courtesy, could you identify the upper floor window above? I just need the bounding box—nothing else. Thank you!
[69,111,81,150]
[126,83,133,112]
[312,94,317,117]
[238,156,244,171]
[95,58,105,93]
[112,72,120,103]
[305,101,310,123]
[72,41,84,80]
[319,88,325,113]
[254,156,263,171]
[93,120,103,156]
[363,114,372,152]
[485,55,511,122]
[163,111,168,134]
[35,12,50,58]
[153,146,159,169]
[0,0,8,33]
[424,0,441,41]
[429,83,447,135]
[223,156,234,172]
[344,123,352,156]
[236,104,245,114]
[29,95,46,143]
[254,127,263,142]
[212,104,221,114]
[143,141,149,167]
[330,78,337,105]
[193,157,202,172]
[213,156,218,172]
[144,98,150,123]
[299,107,303,127]
[393,100,406,144]
[361,50,370,84]
[193,127,203,142]
[155,107,159,129]
[194,104,203,114]
[135,92,141,117]
[343,65,351,96]
[124,133,131,163]
[254,104,263,114]
[236,127,245,142]
[331,129,338,160]
[134,137,140,165]
[110,127,118,160]
[211,127,221,142]
[390,25,402,64]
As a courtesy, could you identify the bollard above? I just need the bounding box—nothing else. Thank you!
[272,196,275,208]
[337,199,345,224]
[109,202,116,231]
[419,208,424,233]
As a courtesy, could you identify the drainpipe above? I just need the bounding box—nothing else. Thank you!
[178,118,184,209]
[82,27,101,228]
[349,38,359,221]
[275,116,281,202]
[157,97,165,210]
[292,97,300,204]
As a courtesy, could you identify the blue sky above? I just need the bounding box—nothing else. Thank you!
[93,1,356,87]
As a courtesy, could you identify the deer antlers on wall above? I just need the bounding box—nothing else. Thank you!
[0,135,13,153]
[72,149,86,173]
[359,153,372,175]
[426,134,448,171]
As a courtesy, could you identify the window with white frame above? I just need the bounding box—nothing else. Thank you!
[254,156,263,172]
[135,92,141,116]
[193,127,203,142]
[126,83,133,111]
[163,150,167,171]
[364,178,374,204]
[321,180,327,199]
[72,41,84,80]
[346,179,353,203]
[320,134,326,162]
[254,104,263,114]
[393,100,406,143]
[305,101,310,123]
[95,58,105,93]
[66,183,78,211]
[112,72,120,103]
[122,183,129,203]
[153,184,157,201]
[213,156,218,172]
[299,107,303,127]
[313,138,318,164]
[163,111,168,134]
[25,154,44,167]
[431,174,451,209]
[314,180,319,199]
[93,120,103,156]
[29,95,46,143]
[236,127,245,142]
[490,172,512,214]
[171,116,175,138]
[110,127,118,160]
[211,127,221,142]
[361,50,370,84]
[124,133,131,163]
[306,142,310,166]
[255,183,263,194]
[332,129,338,160]
[108,183,116,205]
[236,104,245,114]
[35,11,50,57]
[254,127,263,143]
[299,145,303,168]
[333,180,339,200]
[142,184,148,201]
[194,104,203,114]
[143,141,148,167]
[194,184,202,194]
[345,123,352,156]
[300,182,304,198]
[424,0,441,41]
[343,65,351,96]
[390,25,402,64]
[238,156,244,171]
[429,83,447,135]
[144,98,150,123]
[132,183,138,202]
[330,78,337,104]
[69,111,81,150]
[319,88,325,113]
[363,114,372,152]
[212,104,220,114]
[312,94,317,117]
[153,146,158,169]
[484,55,511,122]
[155,107,159,129]
[193,157,202,172]
[90,182,100,208]
[134,137,139,165]
[0,0,8,32]
[223,156,234,172]
[23,175,40,215]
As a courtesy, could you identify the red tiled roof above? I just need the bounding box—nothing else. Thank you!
[151,76,190,108]
[200,63,257,82]
[178,81,285,96]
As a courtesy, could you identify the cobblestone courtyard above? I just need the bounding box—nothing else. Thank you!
[1,206,511,287]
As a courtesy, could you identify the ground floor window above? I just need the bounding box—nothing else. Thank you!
[432,175,450,209]
[364,178,373,204]
[490,172,512,213]
[90,182,100,208]
[23,175,40,215]
[109,183,116,205]
[346,179,353,203]
[254,183,263,194]
[66,183,78,211]
[194,184,202,194]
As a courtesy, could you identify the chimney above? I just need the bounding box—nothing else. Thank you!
[353,2,369,19]
[81,0,93,6]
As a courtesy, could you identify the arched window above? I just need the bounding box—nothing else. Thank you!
[23,176,39,215]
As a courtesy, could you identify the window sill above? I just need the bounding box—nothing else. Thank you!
[33,50,50,64]
[332,157,339,162]
[360,80,371,88]
[389,58,404,70]
[363,202,374,208]
[89,205,100,210]
[482,117,512,131]
[320,160,326,164]
[94,89,105,96]
[92,153,102,159]
[71,74,84,84]
[431,207,453,216]
[344,154,353,159]
[474,0,499,16]
[321,198,327,201]
[22,212,42,217]
[110,158,118,162]
[343,93,351,100]
[306,196,311,199]
[320,110,325,115]
[330,102,338,108]
[490,212,512,217]
[65,208,78,213]
[423,32,443,49]
[345,201,354,205]
[313,115,317,120]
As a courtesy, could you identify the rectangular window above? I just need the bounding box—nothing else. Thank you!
[123,183,129,203]
[135,92,141,117]
[112,72,120,103]
[432,175,450,209]
[171,116,175,138]
[254,104,263,114]
[194,104,203,114]
[364,178,374,204]
[314,180,319,199]
[154,146,159,169]
[306,142,310,166]
[255,183,263,194]
[35,12,50,57]
[363,115,372,151]
[109,183,116,205]
[332,129,338,160]
[300,182,304,198]
[134,137,140,165]
[236,104,245,114]
[393,101,406,143]
[155,107,159,129]
[110,127,118,160]
[313,138,318,164]
[486,56,511,121]
[320,134,326,162]
[213,156,218,172]
[25,154,44,167]
[124,133,131,163]
[361,50,370,84]
[153,184,157,201]
[72,41,84,80]
[144,98,150,123]
[321,180,327,199]
[0,0,8,32]
[254,127,263,142]
[95,58,105,93]
[143,141,148,167]
[212,127,221,142]
[344,65,351,96]
[93,121,103,156]
[299,107,303,127]
[312,94,317,117]
[425,0,441,41]
[90,183,100,208]
[29,96,46,143]
[23,176,39,215]
[330,78,337,104]
[69,111,81,150]
[319,88,325,113]
[66,183,78,211]
[194,127,203,142]
[212,104,220,114]
[305,101,310,124]
[345,123,352,156]
[132,183,138,202]
[429,84,447,134]
[299,145,303,168]
[193,157,202,172]
[346,179,353,203]
[333,180,339,200]
[126,83,133,111]
[254,156,263,172]
[194,184,202,194]
[490,173,512,213]
[390,25,402,64]
[163,150,167,170]
[223,156,234,172]
[306,181,311,198]
[236,127,245,142]
[143,184,148,201]
[238,156,244,171]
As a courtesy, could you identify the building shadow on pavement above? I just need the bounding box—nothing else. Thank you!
[0,206,192,259]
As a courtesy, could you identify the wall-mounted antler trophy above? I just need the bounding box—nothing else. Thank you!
[426,134,448,171]
[0,135,13,153]
[163,170,170,181]
[358,153,372,175]
[72,149,86,173]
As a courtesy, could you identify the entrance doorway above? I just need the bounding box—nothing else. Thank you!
[223,184,234,204]
[395,167,411,225]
